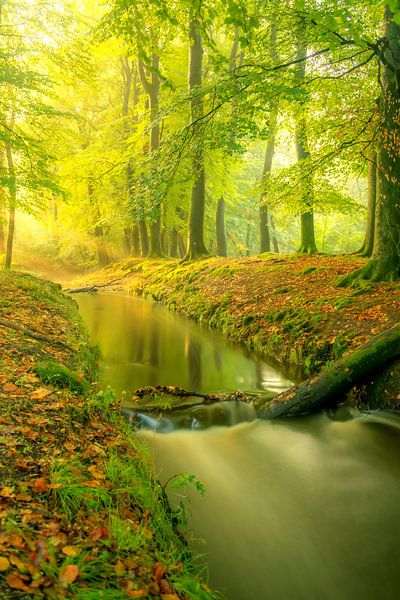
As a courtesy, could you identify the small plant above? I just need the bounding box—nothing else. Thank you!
[35,360,89,395]
[50,460,111,520]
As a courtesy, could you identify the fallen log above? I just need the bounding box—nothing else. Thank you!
[259,324,400,419]
[131,385,246,411]
[65,277,123,294]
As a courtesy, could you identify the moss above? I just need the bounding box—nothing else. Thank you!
[35,360,89,395]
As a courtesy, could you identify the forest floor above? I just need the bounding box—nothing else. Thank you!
[0,271,216,599]
[73,253,400,411]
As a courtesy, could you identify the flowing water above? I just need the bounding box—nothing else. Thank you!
[78,293,400,600]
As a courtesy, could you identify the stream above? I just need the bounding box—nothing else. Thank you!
[77,293,400,600]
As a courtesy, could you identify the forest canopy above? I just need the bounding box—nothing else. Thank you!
[0,0,399,281]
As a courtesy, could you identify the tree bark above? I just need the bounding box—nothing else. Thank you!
[342,8,400,283]
[358,156,377,257]
[131,224,140,256]
[138,52,163,258]
[259,109,278,253]
[0,203,6,255]
[139,218,149,257]
[259,324,400,419]
[294,20,318,254]
[216,198,227,257]
[270,213,279,253]
[5,143,16,270]
[184,13,209,259]
[170,227,179,258]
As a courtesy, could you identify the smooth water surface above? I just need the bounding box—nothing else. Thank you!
[142,413,400,600]
[78,292,400,600]
[77,293,292,403]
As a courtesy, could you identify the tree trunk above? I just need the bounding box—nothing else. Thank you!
[294,22,318,254]
[124,227,132,256]
[138,52,163,258]
[139,219,149,257]
[184,13,209,259]
[341,8,400,283]
[259,324,400,419]
[270,213,279,253]
[216,198,227,257]
[131,224,140,256]
[0,204,6,255]
[358,156,377,257]
[4,144,16,270]
[259,108,278,253]
[178,233,186,258]
[170,228,179,258]
[246,222,251,257]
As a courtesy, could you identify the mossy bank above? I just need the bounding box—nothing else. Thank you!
[0,271,217,599]
[77,254,400,411]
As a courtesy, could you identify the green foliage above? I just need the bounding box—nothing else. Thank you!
[34,361,89,395]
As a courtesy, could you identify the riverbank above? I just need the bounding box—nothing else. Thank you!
[0,271,217,599]
[73,254,400,411]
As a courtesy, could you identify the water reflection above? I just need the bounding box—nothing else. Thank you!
[77,293,293,403]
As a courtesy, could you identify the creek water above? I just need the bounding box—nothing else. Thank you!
[77,293,400,600]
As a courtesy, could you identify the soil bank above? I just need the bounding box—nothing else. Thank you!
[0,270,217,599]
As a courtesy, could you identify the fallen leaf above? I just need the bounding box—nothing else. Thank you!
[59,564,79,586]
[3,383,18,393]
[61,545,79,557]
[0,487,14,498]
[30,388,52,401]
[89,526,108,541]
[6,574,30,592]
[154,562,164,583]
[32,478,48,494]
[0,556,10,571]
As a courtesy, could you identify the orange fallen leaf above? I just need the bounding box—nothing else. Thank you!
[0,556,10,571]
[30,388,52,401]
[3,383,18,393]
[61,545,79,557]
[32,478,48,494]
[154,563,164,583]
[59,564,79,586]
[6,574,30,592]
[0,487,14,498]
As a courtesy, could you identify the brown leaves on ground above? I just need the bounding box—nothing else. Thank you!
[0,273,187,600]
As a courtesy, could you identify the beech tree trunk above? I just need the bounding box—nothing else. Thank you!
[368,9,400,279]
[170,228,179,258]
[342,8,400,283]
[139,219,149,257]
[259,108,278,253]
[131,224,140,255]
[216,198,227,257]
[270,213,279,253]
[357,156,377,257]
[138,52,163,258]
[294,23,318,254]
[5,143,16,270]
[0,204,6,255]
[260,324,400,419]
[185,13,209,259]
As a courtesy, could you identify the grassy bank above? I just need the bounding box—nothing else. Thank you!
[0,271,217,599]
[76,254,400,410]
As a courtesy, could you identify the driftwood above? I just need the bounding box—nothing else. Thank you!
[65,278,123,294]
[132,385,245,412]
[259,324,400,419]
[0,318,73,351]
